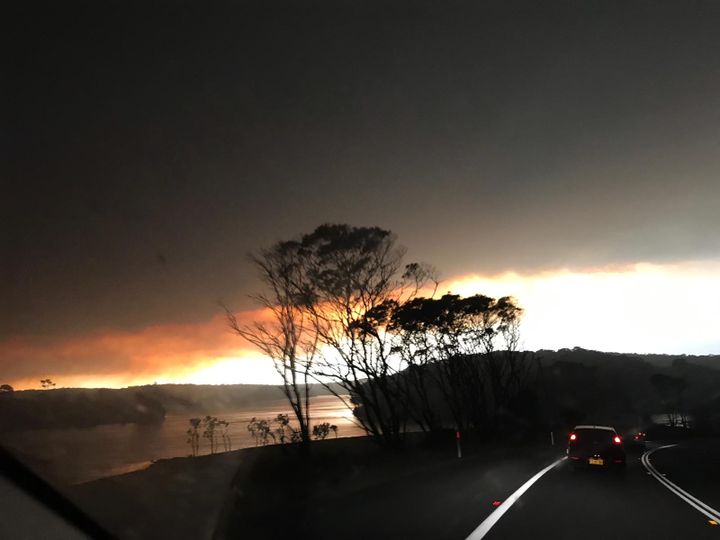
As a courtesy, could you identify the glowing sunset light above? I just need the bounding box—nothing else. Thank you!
[183,355,281,386]
[444,261,720,355]
[0,312,276,390]
[2,261,718,390]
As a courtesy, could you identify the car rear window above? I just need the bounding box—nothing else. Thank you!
[573,429,615,442]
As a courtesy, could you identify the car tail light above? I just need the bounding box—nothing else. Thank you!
[613,435,622,444]
[569,433,577,441]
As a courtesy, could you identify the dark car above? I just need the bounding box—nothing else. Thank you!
[567,425,626,469]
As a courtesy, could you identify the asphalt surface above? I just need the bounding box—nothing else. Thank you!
[649,439,720,519]
[485,443,719,539]
[302,439,720,540]
[302,445,561,540]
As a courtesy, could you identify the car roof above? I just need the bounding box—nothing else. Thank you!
[573,425,615,431]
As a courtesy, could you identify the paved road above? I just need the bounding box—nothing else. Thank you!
[649,439,720,517]
[302,445,562,540]
[302,439,720,540]
[482,443,719,539]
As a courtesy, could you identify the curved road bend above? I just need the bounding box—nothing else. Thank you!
[478,441,720,540]
[297,440,719,539]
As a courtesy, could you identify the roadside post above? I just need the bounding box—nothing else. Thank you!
[550,431,555,446]
[456,430,462,459]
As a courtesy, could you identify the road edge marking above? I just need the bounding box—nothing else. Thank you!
[641,444,720,522]
[465,457,566,540]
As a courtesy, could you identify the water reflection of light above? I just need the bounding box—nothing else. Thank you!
[185,355,279,385]
[3,395,364,484]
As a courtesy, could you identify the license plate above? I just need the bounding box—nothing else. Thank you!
[588,458,604,466]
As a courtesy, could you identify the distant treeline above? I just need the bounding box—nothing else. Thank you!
[537,348,720,434]
[2,352,718,434]
[538,347,720,372]
[0,388,166,431]
[0,383,342,432]
[352,347,720,438]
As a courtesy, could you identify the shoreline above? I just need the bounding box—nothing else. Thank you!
[4,394,362,485]
[67,433,557,539]
[68,435,372,539]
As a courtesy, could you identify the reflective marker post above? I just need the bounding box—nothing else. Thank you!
[550,431,555,446]
[456,430,462,459]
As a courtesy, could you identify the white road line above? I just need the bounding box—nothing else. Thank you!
[641,444,720,522]
[465,457,566,540]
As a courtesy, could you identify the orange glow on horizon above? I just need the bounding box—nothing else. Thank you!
[0,309,280,390]
[2,260,719,390]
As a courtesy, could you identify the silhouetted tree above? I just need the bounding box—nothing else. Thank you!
[247,417,274,446]
[219,419,231,452]
[390,294,528,432]
[227,239,318,451]
[187,417,201,456]
[233,223,531,445]
[0,384,13,394]
[312,422,332,440]
[40,378,56,389]
[201,415,230,454]
[298,224,435,447]
[650,373,686,427]
[274,413,302,444]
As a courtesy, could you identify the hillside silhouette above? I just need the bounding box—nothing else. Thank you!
[350,348,720,438]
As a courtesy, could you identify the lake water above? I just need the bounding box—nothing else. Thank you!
[2,395,365,484]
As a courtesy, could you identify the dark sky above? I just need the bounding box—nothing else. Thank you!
[5,0,720,340]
